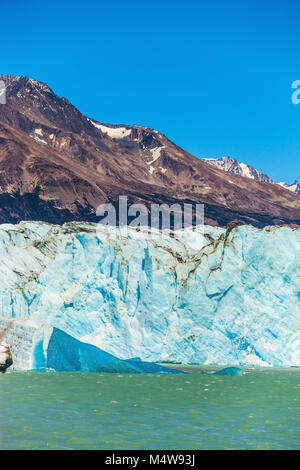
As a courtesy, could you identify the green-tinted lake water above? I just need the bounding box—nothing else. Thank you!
[1,370,299,449]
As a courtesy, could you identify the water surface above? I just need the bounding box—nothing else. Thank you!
[1,370,299,449]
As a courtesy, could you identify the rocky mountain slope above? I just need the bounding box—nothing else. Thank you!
[0,221,299,366]
[0,74,299,227]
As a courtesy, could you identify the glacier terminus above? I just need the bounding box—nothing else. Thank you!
[0,221,299,369]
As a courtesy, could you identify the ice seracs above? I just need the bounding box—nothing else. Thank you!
[0,221,299,367]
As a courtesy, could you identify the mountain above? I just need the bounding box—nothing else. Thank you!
[201,156,273,183]
[0,74,299,227]
[278,180,300,194]
[0,221,299,366]
[202,156,299,194]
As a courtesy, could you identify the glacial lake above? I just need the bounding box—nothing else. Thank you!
[1,369,300,450]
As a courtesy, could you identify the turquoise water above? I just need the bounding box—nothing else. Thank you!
[1,370,300,449]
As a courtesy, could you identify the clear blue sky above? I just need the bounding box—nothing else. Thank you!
[2,0,300,183]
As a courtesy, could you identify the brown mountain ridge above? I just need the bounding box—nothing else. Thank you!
[0,74,299,227]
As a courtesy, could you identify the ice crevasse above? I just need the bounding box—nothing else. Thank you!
[0,221,299,367]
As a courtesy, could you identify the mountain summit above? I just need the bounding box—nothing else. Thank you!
[0,74,299,227]
[201,156,273,183]
[278,180,300,194]
[202,156,299,194]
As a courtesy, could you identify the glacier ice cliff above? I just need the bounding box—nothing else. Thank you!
[0,221,299,367]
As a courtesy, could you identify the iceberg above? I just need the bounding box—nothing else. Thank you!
[0,318,181,373]
[0,221,299,367]
[212,367,243,376]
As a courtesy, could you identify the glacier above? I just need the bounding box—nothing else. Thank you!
[0,220,299,367]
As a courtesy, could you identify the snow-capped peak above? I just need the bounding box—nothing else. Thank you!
[202,156,299,194]
[278,180,300,194]
[201,156,273,183]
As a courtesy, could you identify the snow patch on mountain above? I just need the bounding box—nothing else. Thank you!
[146,147,165,172]
[88,119,131,138]
[31,129,47,145]
[147,147,164,165]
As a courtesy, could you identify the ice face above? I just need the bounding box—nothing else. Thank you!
[0,221,299,367]
[0,318,182,373]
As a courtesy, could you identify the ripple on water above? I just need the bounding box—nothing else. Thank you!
[1,371,300,450]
